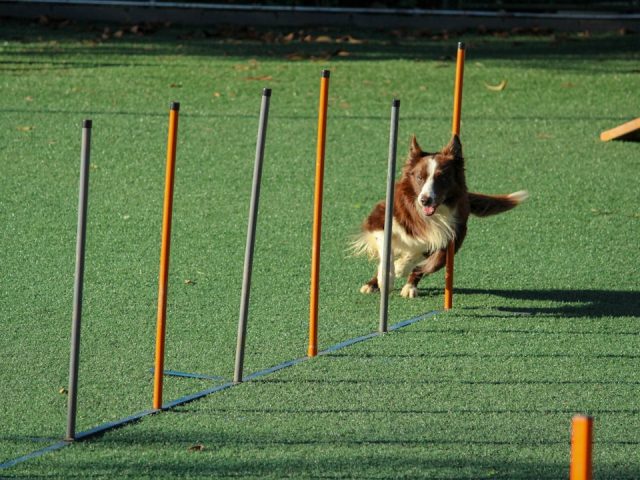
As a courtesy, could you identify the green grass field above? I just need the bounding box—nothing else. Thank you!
[1,18,639,478]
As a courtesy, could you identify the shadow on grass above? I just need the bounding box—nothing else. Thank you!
[40,428,638,480]
[455,288,640,319]
[1,18,639,67]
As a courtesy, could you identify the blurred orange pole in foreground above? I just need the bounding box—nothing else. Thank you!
[444,42,465,311]
[570,415,594,480]
[153,102,179,410]
[308,70,330,358]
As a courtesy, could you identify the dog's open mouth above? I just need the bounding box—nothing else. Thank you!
[422,205,438,216]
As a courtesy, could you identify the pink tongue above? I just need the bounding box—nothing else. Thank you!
[423,205,436,216]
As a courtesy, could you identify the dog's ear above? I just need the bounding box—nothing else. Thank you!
[442,134,463,159]
[408,135,423,164]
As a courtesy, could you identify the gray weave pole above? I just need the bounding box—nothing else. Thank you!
[234,88,272,383]
[65,119,92,441]
[379,99,400,333]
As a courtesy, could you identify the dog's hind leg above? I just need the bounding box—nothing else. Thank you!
[400,249,447,298]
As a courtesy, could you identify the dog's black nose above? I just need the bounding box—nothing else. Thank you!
[420,196,433,207]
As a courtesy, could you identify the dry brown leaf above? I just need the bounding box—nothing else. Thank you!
[485,80,508,92]
[286,52,306,61]
[213,92,221,98]
[334,49,350,57]
[17,126,34,132]
[315,35,332,43]
[343,35,363,45]
[245,75,273,81]
[188,444,205,452]
[59,388,68,395]
[282,32,295,43]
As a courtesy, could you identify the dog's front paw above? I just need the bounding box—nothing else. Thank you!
[400,284,419,298]
[360,284,379,294]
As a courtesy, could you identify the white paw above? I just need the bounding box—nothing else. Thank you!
[400,284,419,298]
[360,284,376,294]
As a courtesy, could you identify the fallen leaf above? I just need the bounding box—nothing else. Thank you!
[286,52,307,61]
[25,96,34,102]
[485,80,508,92]
[315,35,332,43]
[169,83,182,88]
[333,49,350,57]
[590,208,614,216]
[17,126,34,132]
[59,388,68,395]
[343,34,363,45]
[184,279,195,285]
[245,75,273,81]
[188,444,205,452]
[281,32,295,43]
[213,92,221,97]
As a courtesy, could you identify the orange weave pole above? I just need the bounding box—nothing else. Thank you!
[570,415,594,480]
[308,70,330,358]
[153,102,180,410]
[444,42,465,311]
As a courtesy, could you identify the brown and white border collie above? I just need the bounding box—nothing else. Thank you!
[352,134,527,298]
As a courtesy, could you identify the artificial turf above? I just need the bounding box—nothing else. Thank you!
[1,18,639,478]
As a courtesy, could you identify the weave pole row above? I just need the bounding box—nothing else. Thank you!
[234,88,272,383]
[307,69,330,358]
[65,120,92,441]
[444,41,465,311]
[379,99,401,334]
[153,102,180,410]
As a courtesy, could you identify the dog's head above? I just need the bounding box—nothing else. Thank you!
[401,135,465,217]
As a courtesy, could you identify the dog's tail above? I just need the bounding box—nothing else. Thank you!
[469,190,528,217]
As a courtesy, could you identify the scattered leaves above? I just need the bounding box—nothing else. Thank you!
[485,80,508,92]
[188,444,205,452]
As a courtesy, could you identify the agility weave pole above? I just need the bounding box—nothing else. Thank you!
[308,70,330,357]
[570,415,594,480]
[0,311,437,472]
[234,88,272,384]
[379,99,400,334]
[444,42,465,311]
[65,120,92,441]
[153,102,180,410]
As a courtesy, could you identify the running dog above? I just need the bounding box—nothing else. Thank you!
[352,134,527,298]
